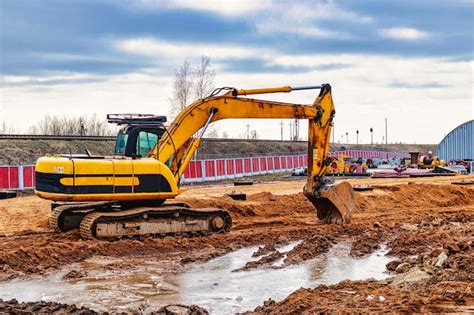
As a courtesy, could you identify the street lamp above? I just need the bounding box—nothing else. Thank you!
[356,130,359,145]
[345,132,349,144]
[370,127,373,145]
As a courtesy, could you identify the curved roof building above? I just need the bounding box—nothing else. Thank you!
[437,120,473,161]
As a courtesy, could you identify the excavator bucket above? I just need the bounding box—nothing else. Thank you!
[305,181,355,224]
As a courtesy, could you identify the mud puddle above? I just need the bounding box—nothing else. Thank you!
[0,242,396,314]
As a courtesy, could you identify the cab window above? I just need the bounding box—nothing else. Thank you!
[137,131,158,157]
[114,132,129,156]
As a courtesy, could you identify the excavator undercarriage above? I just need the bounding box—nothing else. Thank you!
[50,201,232,240]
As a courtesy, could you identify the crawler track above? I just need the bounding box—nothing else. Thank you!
[49,201,231,240]
[49,201,114,232]
[79,207,231,240]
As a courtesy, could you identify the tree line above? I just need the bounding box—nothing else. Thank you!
[26,114,116,136]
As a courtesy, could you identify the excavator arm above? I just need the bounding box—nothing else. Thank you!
[150,84,354,224]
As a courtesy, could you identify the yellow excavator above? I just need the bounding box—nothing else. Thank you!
[35,84,355,240]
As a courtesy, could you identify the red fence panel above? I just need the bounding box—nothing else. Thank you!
[0,167,9,189]
[244,158,251,173]
[196,161,203,178]
[267,157,274,170]
[252,158,259,172]
[205,160,215,178]
[280,157,287,169]
[23,166,35,187]
[293,156,299,168]
[11,167,18,188]
[235,159,243,175]
[187,161,196,178]
[273,157,280,170]
[226,159,235,175]
[260,157,267,171]
[216,160,225,176]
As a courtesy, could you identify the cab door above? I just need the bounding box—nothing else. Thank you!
[132,130,163,193]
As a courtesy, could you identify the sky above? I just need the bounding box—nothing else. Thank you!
[0,0,473,144]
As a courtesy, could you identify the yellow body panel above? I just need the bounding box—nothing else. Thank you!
[35,156,179,202]
[35,156,74,175]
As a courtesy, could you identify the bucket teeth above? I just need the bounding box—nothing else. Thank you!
[305,181,355,224]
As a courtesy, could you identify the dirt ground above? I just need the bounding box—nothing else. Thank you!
[0,175,472,313]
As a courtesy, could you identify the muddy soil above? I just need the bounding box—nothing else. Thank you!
[0,299,208,315]
[0,299,96,314]
[0,176,473,313]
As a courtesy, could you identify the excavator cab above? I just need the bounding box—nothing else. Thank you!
[108,114,166,158]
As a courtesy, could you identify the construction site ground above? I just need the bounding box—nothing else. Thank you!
[0,175,473,313]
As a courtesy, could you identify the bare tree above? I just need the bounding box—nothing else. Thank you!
[0,122,17,134]
[193,55,216,99]
[194,56,217,137]
[169,56,218,137]
[251,130,259,140]
[169,59,193,119]
[205,128,219,138]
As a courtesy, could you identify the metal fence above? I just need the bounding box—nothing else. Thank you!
[0,149,410,189]
[0,165,36,190]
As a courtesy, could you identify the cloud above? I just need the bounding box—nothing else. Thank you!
[388,81,450,89]
[135,0,272,16]
[114,37,275,63]
[0,74,106,87]
[253,1,372,39]
[379,27,429,40]
[255,22,349,39]
[135,0,373,39]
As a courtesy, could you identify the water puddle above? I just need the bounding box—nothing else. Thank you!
[0,242,396,314]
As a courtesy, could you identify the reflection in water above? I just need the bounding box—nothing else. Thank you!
[0,243,395,314]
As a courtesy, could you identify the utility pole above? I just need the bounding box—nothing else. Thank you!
[289,122,293,140]
[370,127,373,145]
[385,117,388,144]
[294,119,299,141]
[246,123,250,140]
[279,120,284,141]
[80,119,85,136]
[356,129,359,145]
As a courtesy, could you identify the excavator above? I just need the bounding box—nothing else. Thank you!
[35,84,355,240]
